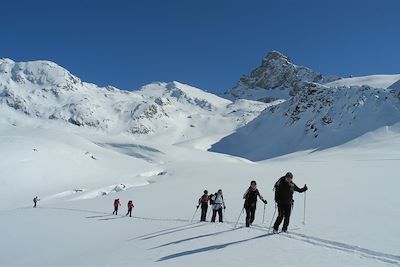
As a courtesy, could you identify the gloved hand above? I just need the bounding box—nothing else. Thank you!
[304,184,308,191]
[262,199,267,204]
[196,205,199,208]
[223,206,226,210]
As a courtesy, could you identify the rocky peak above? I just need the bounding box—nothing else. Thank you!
[225,51,336,102]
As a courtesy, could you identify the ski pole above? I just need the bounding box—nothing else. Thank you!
[268,203,277,232]
[234,207,245,228]
[191,206,199,222]
[302,191,306,225]
[262,203,266,224]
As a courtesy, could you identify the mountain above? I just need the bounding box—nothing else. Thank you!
[1,56,400,267]
[224,51,338,103]
[0,58,268,146]
[212,80,400,160]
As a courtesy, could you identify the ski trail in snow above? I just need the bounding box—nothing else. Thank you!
[282,232,400,266]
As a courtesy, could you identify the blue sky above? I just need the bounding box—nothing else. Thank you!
[1,0,399,93]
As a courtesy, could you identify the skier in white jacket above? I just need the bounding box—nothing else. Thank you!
[210,189,226,222]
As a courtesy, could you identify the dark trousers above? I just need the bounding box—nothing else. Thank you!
[200,204,208,221]
[245,205,256,227]
[211,208,223,222]
[113,206,119,215]
[33,202,37,208]
[126,208,132,217]
[273,204,292,231]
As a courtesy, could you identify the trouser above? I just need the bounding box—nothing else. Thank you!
[273,203,292,231]
[200,204,208,221]
[211,208,223,222]
[113,206,119,215]
[33,202,37,208]
[126,208,132,217]
[245,205,256,227]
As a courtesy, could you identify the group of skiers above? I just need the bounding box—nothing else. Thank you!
[32,171,307,232]
[112,198,135,217]
[197,189,226,222]
[197,172,307,232]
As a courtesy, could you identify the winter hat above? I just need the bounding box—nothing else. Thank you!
[204,190,208,194]
[250,180,257,186]
[285,172,293,178]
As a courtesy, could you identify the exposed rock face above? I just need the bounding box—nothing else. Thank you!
[225,51,338,102]
[212,81,400,160]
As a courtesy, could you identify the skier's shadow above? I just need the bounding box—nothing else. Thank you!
[85,214,112,219]
[127,222,205,241]
[150,227,243,249]
[157,232,275,261]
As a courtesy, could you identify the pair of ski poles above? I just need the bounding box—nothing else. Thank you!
[233,202,267,228]
[234,192,307,229]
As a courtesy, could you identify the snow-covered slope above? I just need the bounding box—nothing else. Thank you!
[1,55,400,267]
[0,58,268,146]
[326,74,400,89]
[212,82,400,160]
[224,51,338,103]
[1,122,400,266]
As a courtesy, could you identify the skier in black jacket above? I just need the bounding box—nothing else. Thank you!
[243,180,267,227]
[273,172,307,232]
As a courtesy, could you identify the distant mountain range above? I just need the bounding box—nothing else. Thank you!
[1,52,400,160]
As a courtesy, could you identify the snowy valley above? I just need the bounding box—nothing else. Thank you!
[0,53,400,267]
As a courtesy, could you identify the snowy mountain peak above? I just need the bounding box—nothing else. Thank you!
[261,50,291,65]
[0,58,268,145]
[224,51,338,103]
[0,58,84,98]
[212,81,400,160]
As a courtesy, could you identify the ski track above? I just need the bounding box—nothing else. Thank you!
[42,206,400,266]
[281,232,400,266]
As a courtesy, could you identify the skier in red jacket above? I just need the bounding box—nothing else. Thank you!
[126,200,134,217]
[113,198,121,215]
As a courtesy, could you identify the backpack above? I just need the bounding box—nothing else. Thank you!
[274,177,283,202]
[209,194,215,205]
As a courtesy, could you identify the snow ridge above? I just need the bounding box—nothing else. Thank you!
[0,58,268,144]
[212,82,400,160]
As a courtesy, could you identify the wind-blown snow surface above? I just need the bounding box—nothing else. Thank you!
[1,121,400,266]
[326,74,400,89]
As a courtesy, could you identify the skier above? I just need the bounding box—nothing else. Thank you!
[210,189,226,223]
[33,196,40,208]
[126,200,134,217]
[243,180,267,227]
[113,198,121,215]
[197,190,209,221]
[273,172,307,233]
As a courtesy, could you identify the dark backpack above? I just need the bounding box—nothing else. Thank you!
[274,177,283,202]
[209,194,215,205]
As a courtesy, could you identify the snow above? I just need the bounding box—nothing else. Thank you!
[1,119,400,266]
[326,74,400,89]
[212,84,400,160]
[1,56,400,266]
